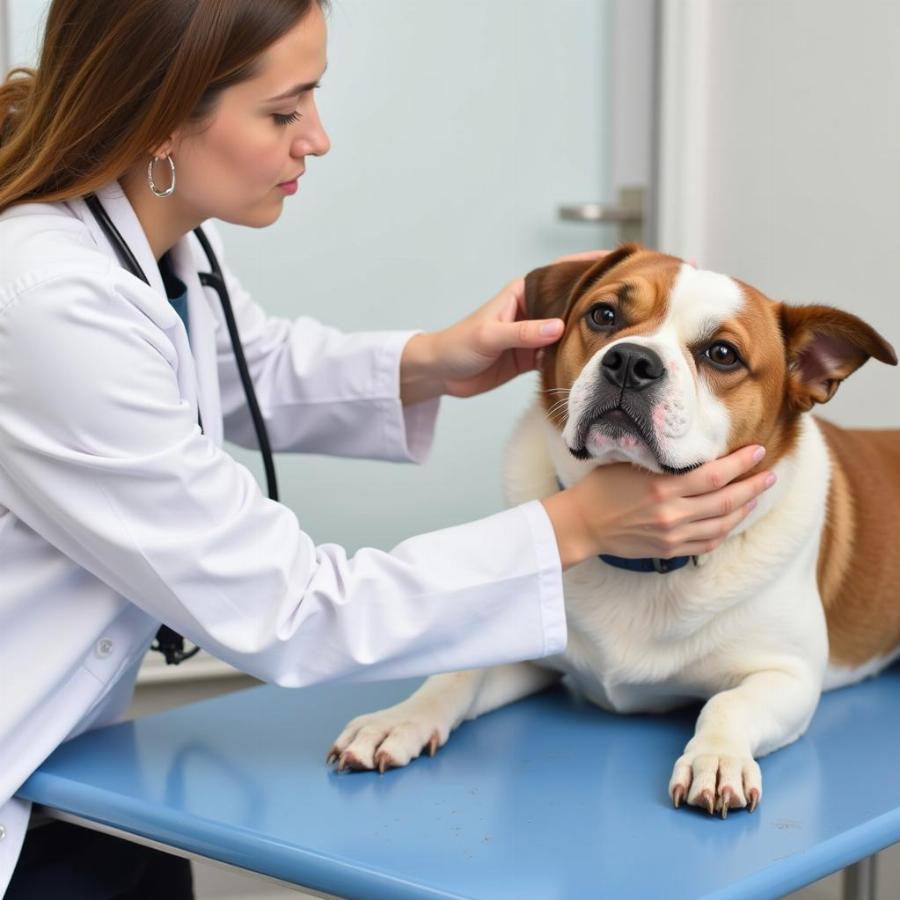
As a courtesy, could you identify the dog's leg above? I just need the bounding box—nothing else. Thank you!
[328,662,560,773]
[669,667,821,816]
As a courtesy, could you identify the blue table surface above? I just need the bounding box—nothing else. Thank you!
[17,664,900,900]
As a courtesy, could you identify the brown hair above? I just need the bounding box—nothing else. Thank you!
[0,0,326,214]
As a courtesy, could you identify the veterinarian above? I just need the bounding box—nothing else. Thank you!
[0,1,775,896]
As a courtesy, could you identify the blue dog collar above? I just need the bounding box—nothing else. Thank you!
[598,553,693,574]
[555,477,695,575]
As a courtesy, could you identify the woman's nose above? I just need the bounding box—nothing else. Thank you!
[293,106,330,158]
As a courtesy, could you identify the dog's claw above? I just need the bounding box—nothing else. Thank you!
[748,789,759,813]
[337,751,359,773]
[672,785,685,809]
[427,732,440,757]
[719,787,733,818]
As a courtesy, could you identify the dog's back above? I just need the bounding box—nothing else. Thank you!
[817,418,900,674]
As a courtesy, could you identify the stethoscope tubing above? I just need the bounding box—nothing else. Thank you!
[191,227,278,503]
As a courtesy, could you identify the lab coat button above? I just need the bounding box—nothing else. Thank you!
[0,825,6,840]
[96,639,114,658]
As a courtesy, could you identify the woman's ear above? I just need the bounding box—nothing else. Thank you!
[524,243,642,322]
[779,303,897,410]
[149,135,178,159]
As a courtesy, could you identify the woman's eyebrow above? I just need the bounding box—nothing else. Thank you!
[265,65,328,102]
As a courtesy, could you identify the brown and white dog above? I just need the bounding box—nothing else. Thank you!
[329,245,899,816]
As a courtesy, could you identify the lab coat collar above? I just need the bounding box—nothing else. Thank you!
[69,181,167,299]
[69,181,225,446]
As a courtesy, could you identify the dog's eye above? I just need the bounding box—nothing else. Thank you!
[703,342,742,370]
[587,304,617,331]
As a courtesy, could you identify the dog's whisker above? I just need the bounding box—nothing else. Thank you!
[546,399,570,419]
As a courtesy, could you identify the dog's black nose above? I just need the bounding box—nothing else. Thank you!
[601,342,665,391]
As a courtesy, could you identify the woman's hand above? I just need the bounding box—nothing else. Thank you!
[541,445,776,569]
[400,279,565,404]
[400,251,612,405]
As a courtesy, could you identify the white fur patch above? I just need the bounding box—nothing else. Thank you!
[665,264,745,343]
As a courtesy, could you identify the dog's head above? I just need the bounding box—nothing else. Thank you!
[526,244,897,474]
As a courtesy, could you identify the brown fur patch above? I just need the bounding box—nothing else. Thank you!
[816,419,900,666]
[710,280,802,476]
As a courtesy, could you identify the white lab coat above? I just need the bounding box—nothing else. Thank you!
[0,182,566,892]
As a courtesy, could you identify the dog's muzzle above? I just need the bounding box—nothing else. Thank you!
[570,342,675,468]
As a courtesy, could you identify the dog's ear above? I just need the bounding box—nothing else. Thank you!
[779,303,897,410]
[525,243,642,321]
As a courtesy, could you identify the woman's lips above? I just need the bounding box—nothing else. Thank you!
[278,178,298,195]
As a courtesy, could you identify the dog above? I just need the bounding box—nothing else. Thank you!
[328,244,899,816]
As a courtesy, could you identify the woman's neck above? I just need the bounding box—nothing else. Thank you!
[119,164,203,261]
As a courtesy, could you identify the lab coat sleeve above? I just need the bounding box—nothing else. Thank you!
[0,270,566,685]
[198,225,439,463]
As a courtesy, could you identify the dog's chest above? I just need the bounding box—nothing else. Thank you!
[539,560,741,712]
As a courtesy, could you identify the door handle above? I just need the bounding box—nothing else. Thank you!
[557,186,645,243]
[557,204,643,224]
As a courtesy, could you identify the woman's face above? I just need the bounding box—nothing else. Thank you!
[169,3,330,228]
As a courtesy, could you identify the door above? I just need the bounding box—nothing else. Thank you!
[657,0,900,430]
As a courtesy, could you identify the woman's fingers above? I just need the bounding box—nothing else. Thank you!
[651,449,776,556]
[677,470,776,524]
[485,279,566,348]
[478,317,564,354]
[552,249,611,264]
[666,499,759,558]
[676,445,767,498]
[682,498,758,544]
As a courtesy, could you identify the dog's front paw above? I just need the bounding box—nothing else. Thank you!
[327,706,448,774]
[668,741,762,817]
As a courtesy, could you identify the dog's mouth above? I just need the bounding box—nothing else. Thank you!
[596,407,644,440]
[572,403,654,455]
[570,404,700,476]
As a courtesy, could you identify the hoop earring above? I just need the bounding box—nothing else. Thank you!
[147,154,176,198]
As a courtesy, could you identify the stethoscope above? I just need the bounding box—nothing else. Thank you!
[84,193,278,664]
